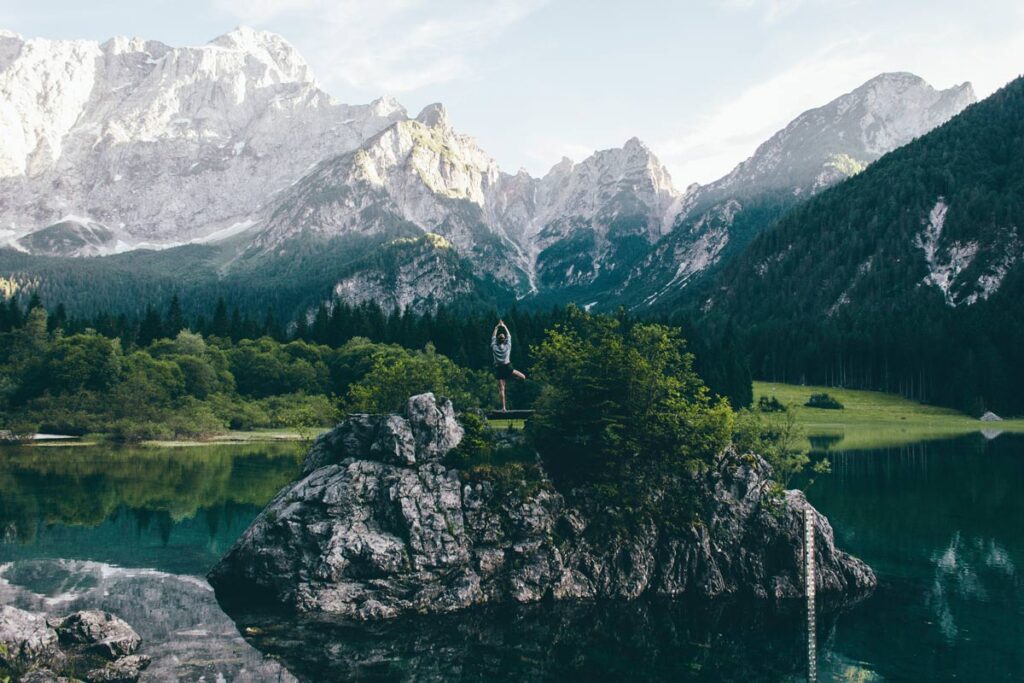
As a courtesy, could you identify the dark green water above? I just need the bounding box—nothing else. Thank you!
[1,435,1021,681]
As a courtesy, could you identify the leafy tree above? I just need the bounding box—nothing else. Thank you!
[344,343,488,413]
[527,307,733,523]
[46,333,123,395]
[733,408,809,489]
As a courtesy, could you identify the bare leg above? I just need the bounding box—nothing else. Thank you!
[512,369,526,380]
[498,379,507,411]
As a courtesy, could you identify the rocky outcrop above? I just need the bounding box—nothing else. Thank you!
[209,393,874,619]
[0,606,148,682]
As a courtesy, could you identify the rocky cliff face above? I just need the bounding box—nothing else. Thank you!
[208,393,874,620]
[0,26,405,252]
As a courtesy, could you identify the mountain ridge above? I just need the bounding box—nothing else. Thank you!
[0,27,980,318]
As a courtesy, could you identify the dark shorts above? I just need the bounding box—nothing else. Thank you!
[494,363,515,380]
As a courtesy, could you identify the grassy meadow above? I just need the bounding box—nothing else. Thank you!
[753,381,1024,451]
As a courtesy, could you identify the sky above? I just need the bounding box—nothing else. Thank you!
[3,0,1023,186]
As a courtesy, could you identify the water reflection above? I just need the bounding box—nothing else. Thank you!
[1,436,1022,680]
[224,595,864,683]
[805,434,1024,681]
[0,443,302,573]
[0,558,296,682]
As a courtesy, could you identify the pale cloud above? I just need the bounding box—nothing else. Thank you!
[719,0,809,23]
[212,0,318,24]
[213,0,549,92]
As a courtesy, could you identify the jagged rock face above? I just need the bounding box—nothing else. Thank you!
[325,234,485,315]
[55,611,142,661]
[0,605,148,682]
[209,394,875,620]
[526,139,678,290]
[0,27,405,248]
[0,605,61,671]
[252,104,531,291]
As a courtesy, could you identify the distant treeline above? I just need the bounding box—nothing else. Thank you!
[0,294,752,409]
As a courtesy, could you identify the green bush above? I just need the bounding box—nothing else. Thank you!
[343,343,489,414]
[528,306,733,525]
[446,411,494,469]
[805,393,844,410]
[757,395,786,412]
[109,419,174,443]
[732,409,808,489]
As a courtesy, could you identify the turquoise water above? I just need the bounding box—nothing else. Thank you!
[802,435,1024,681]
[1,435,1021,681]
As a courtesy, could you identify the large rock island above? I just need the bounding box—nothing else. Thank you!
[209,394,874,619]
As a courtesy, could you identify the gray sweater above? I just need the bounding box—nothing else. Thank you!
[491,330,511,365]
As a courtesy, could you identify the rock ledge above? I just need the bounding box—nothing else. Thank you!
[209,393,875,619]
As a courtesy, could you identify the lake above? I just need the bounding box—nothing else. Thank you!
[1,435,1021,681]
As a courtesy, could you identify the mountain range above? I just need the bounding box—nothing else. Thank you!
[0,27,978,319]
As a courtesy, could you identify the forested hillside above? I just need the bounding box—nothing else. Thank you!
[700,76,1024,414]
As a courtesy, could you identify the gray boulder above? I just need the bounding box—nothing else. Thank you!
[210,398,874,619]
[0,606,148,682]
[55,611,141,660]
[84,654,152,683]
[0,605,62,671]
[303,393,461,474]
[19,671,75,683]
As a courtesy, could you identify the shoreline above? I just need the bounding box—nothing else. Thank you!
[0,429,324,449]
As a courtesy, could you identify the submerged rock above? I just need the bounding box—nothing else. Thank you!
[209,393,875,619]
[0,605,62,672]
[55,610,142,661]
[0,606,148,682]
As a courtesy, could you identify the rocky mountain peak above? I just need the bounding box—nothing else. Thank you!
[206,25,315,85]
[683,72,977,213]
[415,102,451,130]
[0,28,409,245]
[369,95,407,118]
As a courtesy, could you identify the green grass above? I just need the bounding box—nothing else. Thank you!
[753,381,1024,451]
[485,419,526,430]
